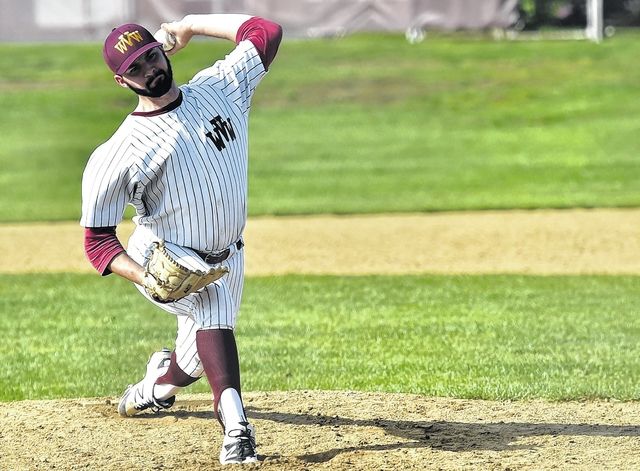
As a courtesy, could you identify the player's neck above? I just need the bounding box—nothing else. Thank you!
[134,84,181,113]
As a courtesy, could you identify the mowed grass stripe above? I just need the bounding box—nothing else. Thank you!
[1,273,639,402]
[2,33,640,222]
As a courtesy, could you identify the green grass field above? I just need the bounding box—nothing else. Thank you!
[2,273,640,402]
[1,33,639,405]
[1,32,640,221]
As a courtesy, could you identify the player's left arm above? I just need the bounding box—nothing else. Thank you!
[161,14,282,69]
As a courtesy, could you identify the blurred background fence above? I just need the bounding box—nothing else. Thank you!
[0,0,638,42]
[1,0,639,42]
[0,0,519,41]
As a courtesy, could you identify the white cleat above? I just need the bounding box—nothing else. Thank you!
[117,348,175,417]
[219,422,258,465]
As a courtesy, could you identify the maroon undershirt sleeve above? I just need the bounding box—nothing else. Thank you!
[84,226,125,276]
[235,16,283,70]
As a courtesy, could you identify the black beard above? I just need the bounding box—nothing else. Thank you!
[129,59,174,98]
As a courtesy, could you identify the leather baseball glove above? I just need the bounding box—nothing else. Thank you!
[142,240,229,303]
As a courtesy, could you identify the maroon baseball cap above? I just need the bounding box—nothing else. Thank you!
[103,23,162,75]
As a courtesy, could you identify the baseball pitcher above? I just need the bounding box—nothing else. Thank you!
[80,13,282,464]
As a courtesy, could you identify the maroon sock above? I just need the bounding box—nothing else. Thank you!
[195,328,242,426]
[156,351,199,387]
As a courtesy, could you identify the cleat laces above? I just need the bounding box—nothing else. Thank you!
[224,422,257,461]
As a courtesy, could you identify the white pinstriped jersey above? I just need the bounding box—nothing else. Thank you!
[81,40,266,252]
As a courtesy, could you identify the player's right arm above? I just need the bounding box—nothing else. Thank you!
[160,14,254,53]
[167,15,281,118]
[81,136,145,285]
[162,14,282,70]
[107,252,145,285]
[84,226,145,284]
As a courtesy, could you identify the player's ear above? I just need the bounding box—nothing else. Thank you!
[114,75,129,89]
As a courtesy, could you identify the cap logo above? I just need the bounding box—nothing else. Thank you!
[113,30,144,54]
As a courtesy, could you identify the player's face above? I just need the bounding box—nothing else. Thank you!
[117,47,174,98]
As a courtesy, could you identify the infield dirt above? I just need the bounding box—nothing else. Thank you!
[2,209,640,470]
[3,208,640,275]
[3,391,640,471]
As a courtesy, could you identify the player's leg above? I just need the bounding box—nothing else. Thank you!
[195,327,256,465]
[117,347,176,416]
[118,267,243,416]
[191,249,257,464]
[150,307,250,439]
[120,230,255,461]
[153,314,203,400]
[118,231,205,416]
[117,314,204,416]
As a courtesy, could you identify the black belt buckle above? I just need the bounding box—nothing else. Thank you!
[203,248,230,265]
[197,239,243,265]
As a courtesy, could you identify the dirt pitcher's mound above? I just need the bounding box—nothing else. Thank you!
[2,391,640,470]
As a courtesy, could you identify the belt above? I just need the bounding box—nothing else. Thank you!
[195,239,244,265]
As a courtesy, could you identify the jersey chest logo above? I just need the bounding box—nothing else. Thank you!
[205,115,236,151]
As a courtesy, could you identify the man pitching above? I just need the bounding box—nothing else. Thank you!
[80,13,282,464]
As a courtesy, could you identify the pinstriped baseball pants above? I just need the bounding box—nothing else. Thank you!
[127,228,245,378]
